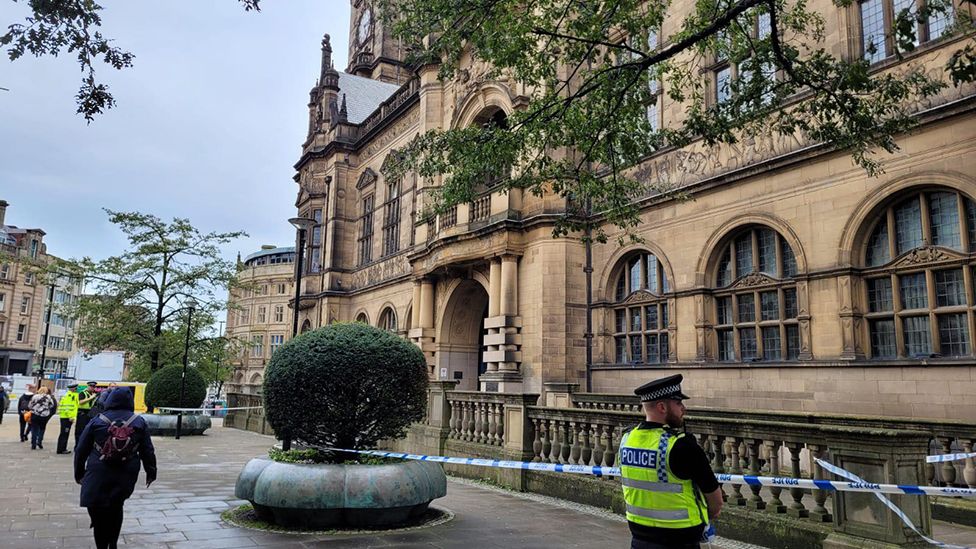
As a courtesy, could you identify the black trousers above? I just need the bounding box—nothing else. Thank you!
[87,504,124,549]
[75,409,91,444]
[30,415,52,447]
[19,413,30,440]
[56,418,73,453]
[631,539,700,549]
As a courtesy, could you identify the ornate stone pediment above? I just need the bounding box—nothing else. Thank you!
[356,168,377,190]
[889,246,963,268]
[620,289,661,304]
[729,272,779,289]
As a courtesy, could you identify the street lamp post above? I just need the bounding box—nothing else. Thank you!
[175,298,198,440]
[284,216,316,451]
[36,282,55,386]
[214,320,225,402]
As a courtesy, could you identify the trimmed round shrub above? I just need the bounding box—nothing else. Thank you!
[145,364,207,411]
[264,322,428,451]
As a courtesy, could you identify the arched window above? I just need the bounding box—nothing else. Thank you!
[861,189,976,359]
[355,312,369,324]
[379,307,397,333]
[300,319,312,334]
[611,251,672,364]
[713,226,801,362]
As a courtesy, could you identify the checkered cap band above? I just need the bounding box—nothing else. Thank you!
[639,384,681,402]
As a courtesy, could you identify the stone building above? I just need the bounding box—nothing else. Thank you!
[286,2,976,421]
[37,272,83,376]
[225,246,297,393]
[0,200,49,375]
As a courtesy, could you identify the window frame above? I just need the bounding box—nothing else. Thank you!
[857,0,957,63]
[610,251,675,365]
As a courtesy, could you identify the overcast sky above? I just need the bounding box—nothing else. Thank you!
[0,1,351,263]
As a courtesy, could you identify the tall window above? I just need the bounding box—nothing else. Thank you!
[270,334,284,355]
[713,226,801,362]
[379,307,397,333]
[257,306,266,323]
[309,208,323,273]
[24,272,34,285]
[277,283,286,294]
[16,324,26,342]
[0,264,8,280]
[646,30,663,132]
[356,312,369,324]
[0,292,5,312]
[29,239,38,258]
[358,196,374,266]
[710,11,776,105]
[251,334,264,358]
[611,251,672,364]
[860,0,955,63]
[274,305,284,323]
[240,308,250,325]
[382,179,401,257]
[863,188,976,358]
[20,295,31,315]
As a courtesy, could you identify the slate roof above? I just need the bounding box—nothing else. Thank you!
[336,72,401,124]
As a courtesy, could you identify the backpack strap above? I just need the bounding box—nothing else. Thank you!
[98,413,137,427]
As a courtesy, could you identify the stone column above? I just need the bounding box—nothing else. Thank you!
[481,255,523,392]
[409,277,437,378]
[488,259,501,317]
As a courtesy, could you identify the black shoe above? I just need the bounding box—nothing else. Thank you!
[31,445,36,450]
[57,450,71,455]
[37,443,43,449]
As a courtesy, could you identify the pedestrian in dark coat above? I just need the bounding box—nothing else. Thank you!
[17,385,34,442]
[74,387,157,549]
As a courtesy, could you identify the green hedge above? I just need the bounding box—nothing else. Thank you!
[144,363,207,411]
[264,322,428,450]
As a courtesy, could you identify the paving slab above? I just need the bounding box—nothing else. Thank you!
[0,411,768,548]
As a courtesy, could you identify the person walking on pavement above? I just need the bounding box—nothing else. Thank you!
[0,384,8,424]
[28,386,57,450]
[619,375,723,549]
[75,381,98,445]
[17,384,34,442]
[57,382,80,454]
[75,388,157,549]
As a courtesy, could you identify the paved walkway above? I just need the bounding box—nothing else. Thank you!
[0,413,694,548]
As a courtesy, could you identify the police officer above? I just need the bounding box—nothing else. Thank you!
[619,374,723,548]
[75,381,98,445]
[57,382,80,454]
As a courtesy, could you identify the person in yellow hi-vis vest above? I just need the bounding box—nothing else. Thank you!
[620,374,723,548]
[57,382,80,454]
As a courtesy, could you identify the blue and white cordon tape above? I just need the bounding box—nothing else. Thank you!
[319,447,974,548]
[927,452,976,464]
[325,447,976,498]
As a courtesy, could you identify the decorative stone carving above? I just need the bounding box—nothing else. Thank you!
[356,168,378,190]
[730,272,779,289]
[890,246,958,267]
[363,110,421,161]
[349,254,411,290]
[620,289,659,304]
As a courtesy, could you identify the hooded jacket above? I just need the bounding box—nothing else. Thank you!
[74,388,157,507]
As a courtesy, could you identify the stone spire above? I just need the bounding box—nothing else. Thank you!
[338,94,348,123]
[320,33,339,90]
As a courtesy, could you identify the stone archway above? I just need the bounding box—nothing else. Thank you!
[437,279,490,390]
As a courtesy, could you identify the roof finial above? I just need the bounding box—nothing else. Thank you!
[320,33,339,90]
[338,94,348,122]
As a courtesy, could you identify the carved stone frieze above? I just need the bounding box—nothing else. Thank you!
[356,168,377,190]
[349,254,411,290]
[729,272,779,289]
[890,246,961,268]
[620,289,660,305]
[363,110,421,161]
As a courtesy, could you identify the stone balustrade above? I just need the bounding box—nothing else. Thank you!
[446,391,508,446]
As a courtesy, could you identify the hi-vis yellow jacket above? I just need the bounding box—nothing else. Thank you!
[619,426,708,529]
[58,391,79,420]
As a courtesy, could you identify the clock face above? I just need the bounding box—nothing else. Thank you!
[358,9,372,44]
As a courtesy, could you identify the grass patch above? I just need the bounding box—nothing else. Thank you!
[221,503,453,535]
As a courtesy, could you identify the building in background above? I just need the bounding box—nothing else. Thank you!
[224,246,296,394]
[36,271,83,377]
[0,200,49,375]
[67,349,126,381]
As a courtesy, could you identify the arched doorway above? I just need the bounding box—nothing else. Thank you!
[437,279,490,390]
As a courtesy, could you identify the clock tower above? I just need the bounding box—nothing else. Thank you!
[347,0,410,84]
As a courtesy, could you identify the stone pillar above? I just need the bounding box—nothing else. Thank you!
[426,380,459,429]
[543,382,579,409]
[481,255,523,392]
[409,278,437,377]
[488,259,501,317]
[412,280,422,329]
[822,429,932,549]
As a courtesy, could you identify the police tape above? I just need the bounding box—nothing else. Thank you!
[320,447,976,498]
[927,452,976,464]
[816,458,972,549]
[155,406,265,412]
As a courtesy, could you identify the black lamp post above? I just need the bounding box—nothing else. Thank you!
[284,216,315,451]
[175,297,198,440]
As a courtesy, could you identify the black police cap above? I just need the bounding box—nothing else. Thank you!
[635,374,690,402]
